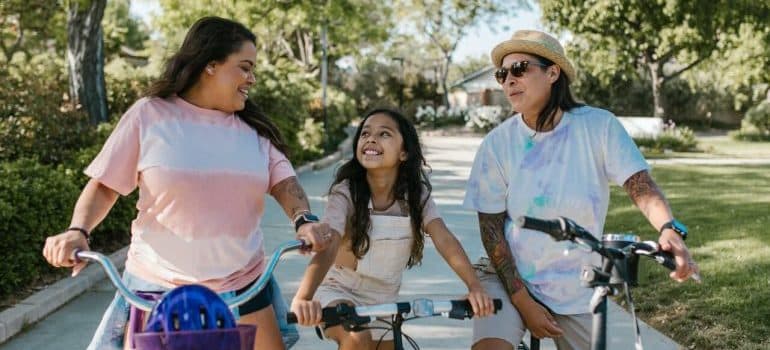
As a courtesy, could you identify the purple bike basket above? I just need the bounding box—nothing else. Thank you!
[128,291,257,350]
[132,325,256,350]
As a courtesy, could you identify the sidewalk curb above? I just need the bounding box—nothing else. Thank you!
[0,247,128,344]
[0,129,355,345]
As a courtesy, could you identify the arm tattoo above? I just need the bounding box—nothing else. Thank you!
[479,212,526,297]
[270,176,310,218]
[623,170,668,218]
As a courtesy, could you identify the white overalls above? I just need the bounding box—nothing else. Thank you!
[315,207,414,341]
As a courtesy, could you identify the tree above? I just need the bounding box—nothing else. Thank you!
[395,0,520,106]
[102,0,150,60]
[541,0,770,118]
[0,1,63,65]
[66,0,108,124]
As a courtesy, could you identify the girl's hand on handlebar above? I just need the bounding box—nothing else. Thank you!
[290,297,323,326]
[511,289,564,339]
[465,285,495,317]
[42,230,90,277]
[659,230,701,283]
[296,222,335,253]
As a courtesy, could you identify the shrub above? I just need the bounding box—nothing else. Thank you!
[634,121,698,152]
[0,59,97,164]
[415,106,466,128]
[0,156,136,300]
[466,106,505,132]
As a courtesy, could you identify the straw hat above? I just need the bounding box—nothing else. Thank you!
[490,30,576,82]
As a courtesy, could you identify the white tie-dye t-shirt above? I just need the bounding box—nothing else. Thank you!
[85,96,295,292]
[463,106,648,314]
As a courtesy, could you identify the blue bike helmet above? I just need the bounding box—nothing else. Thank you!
[144,285,236,333]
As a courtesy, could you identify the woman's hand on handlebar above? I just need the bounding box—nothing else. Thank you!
[465,284,495,317]
[296,222,336,253]
[290,297,323,326]
[659,230,701,283]
[511,289,564,339]
[42,230,89,277]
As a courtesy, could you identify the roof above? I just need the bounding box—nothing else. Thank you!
[449,65,500,92]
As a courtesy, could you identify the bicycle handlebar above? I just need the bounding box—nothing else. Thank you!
[516,216,675,271]
[74,239,309,312]
[286,298,503,327]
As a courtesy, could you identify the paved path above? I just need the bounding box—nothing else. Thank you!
[0,135,680,350]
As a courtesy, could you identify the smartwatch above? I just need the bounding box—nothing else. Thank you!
[659,219,688,241]
[294,212,320,232]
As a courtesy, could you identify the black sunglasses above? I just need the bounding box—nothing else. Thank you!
[494,61,550,84]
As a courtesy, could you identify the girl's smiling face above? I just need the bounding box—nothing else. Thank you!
[356,113,407,170]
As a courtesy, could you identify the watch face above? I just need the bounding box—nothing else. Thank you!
[672,220,688,234]
[304,213,320,222]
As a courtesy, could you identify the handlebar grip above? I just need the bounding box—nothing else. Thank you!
[655,250,676,271]
[287,305,370,329]
[516,216,568,241]
[448,298,504,319]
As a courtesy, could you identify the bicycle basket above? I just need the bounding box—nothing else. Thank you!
[132,285,256,350]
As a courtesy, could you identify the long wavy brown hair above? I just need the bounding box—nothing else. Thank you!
[331,108,431,268]
[144,16,287,154]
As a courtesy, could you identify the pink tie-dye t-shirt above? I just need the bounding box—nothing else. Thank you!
[463,106,649,314]
[85,96,295,292]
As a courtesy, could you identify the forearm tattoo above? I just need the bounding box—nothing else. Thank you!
[479,212,526,296]
[623,170,669,218]
[271,176,310,218]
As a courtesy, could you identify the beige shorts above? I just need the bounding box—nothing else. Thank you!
[472,263,591,350]
[315,264,400,342]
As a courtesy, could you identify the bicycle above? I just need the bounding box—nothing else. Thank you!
[287,297,503,350]
[73,239,309,350]
[516,215,682,350]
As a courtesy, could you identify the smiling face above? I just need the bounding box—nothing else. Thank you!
[499,53,559,118]
[356,113,407,171]
[205,40,257,113]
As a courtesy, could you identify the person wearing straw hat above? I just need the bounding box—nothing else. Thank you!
[463,30,700,350]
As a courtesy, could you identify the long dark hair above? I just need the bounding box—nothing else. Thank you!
[331,108,430,268]
[532,55,583,132]
[144,16,287,154]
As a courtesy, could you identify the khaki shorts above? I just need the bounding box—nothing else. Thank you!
[472,260,592,350]
[315,265,400,342]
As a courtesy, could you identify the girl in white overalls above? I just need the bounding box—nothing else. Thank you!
[312,109,495,350]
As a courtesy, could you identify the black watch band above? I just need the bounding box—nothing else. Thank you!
[294,212,319,232]
[659,219,688,241]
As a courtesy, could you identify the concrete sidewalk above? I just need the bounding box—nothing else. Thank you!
[0,135,680,350]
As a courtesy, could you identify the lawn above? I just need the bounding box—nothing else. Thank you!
[697,135,770,158]
[606,164,770,349]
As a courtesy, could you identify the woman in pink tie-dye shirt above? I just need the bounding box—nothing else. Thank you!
[42,17,337,350]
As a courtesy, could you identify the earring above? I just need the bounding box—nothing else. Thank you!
[206,67,214,74]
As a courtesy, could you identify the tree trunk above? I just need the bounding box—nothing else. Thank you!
[440,54,452,107]
[647,61,665,119]
[66,0,108,125]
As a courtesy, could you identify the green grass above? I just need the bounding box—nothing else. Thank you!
[697,135,770,158]
[606,165,770,349]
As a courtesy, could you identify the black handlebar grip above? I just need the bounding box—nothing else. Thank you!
[517,216,568,241]
[286,312,298,324]
[656,250,677,271]
[449,298,504,319]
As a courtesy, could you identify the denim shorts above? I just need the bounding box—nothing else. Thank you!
[87,271,299,350]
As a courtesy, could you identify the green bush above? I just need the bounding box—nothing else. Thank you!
[0,156,135,300]
[730,100,770,141]
[0,159,79,298]
[0,60,97,164]
[634,125,698,152]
